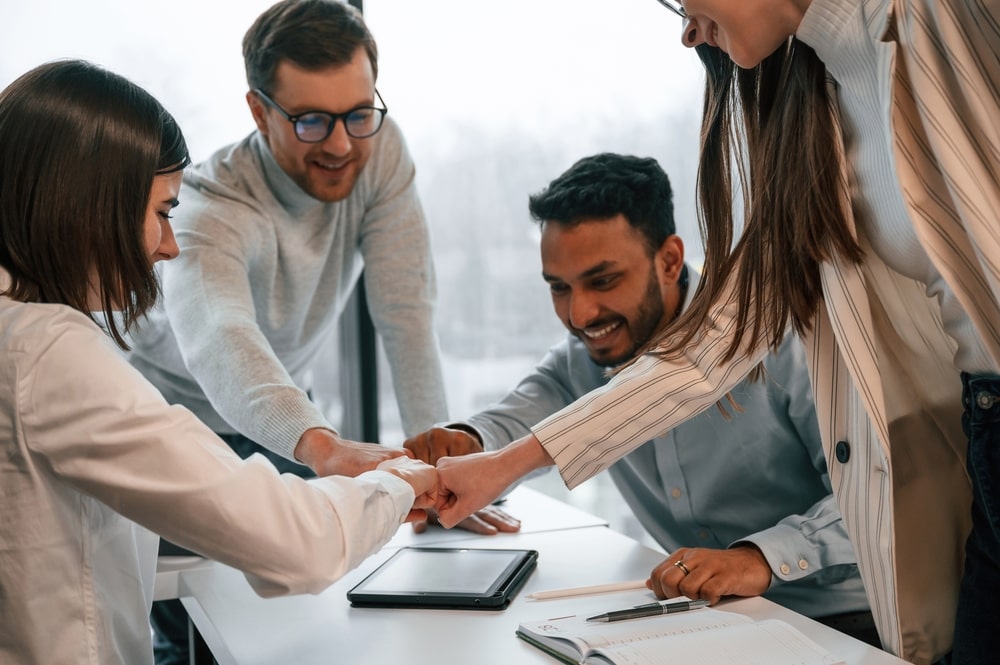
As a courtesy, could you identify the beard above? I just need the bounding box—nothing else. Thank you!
[580,265,667,368]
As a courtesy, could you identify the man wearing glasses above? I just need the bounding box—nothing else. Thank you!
[127,2,492,662]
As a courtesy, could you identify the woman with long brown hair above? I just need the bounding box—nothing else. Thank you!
[435,3,999,663]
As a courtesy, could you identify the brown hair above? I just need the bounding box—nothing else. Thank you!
[243,0,378,93]
[0,59,190,349]
[653,40,863,364]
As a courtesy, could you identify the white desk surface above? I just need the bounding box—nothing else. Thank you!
[177,525,908,665]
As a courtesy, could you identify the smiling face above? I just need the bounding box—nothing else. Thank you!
[679,0,809,69]
[541,215,684,367]
[247,46,376,202]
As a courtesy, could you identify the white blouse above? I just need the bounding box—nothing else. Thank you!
[0,296,414,665]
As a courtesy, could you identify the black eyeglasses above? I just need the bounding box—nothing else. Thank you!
[653,0,686,18]
[254,88,388,142]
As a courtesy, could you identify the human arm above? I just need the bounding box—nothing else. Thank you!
[357,119,448,436]
[21,314,430,597]
[158,187,342,466]
[650,335,859,604]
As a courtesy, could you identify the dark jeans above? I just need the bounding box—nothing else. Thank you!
[950,373,1000,665]
[150,433,314,665]
[814,610,881,649]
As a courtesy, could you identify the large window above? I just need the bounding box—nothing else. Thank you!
[365,0,705,439]
[2,0,704,530]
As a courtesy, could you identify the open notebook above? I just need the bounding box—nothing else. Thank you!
[516,607,846,665]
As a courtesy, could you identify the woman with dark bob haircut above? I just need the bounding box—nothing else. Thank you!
[0,60,439,665]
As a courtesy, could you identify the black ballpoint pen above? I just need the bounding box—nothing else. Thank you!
[586,599,710,622]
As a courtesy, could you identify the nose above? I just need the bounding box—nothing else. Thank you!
[321,118,353,157]
[681,16,707,48]
[156,218,180,262]
[568,291,599,330]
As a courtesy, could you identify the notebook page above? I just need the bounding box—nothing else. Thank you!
[589,619,846,665]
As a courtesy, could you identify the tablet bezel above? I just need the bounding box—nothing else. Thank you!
[346,546,538,611]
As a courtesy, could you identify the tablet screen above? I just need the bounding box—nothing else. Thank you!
[347,547,538,609]
[361,548,522,593]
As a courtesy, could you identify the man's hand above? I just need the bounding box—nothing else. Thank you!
[647,545,772,605]
[405,426,520,534]
[376,457,440,523]
[412,504,522,535]
[295,427,407,477]
[403,425,484,465]
[435,434,554,528]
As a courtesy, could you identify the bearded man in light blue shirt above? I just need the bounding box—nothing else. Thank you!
[405,153,876,643]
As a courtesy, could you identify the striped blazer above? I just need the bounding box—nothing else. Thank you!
[533,1,1000,662]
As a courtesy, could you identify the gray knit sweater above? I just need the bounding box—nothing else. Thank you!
[129,118,447,459]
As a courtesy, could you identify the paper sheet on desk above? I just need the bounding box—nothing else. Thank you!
[517,608,846,665]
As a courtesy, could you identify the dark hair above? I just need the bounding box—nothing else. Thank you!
[243,0,379,93]
[527,153,676,254]
[653,41,862,364]
[0,59,190,349]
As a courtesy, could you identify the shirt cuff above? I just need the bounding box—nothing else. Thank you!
[732,524,821,587]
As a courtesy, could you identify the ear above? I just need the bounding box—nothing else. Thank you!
[246,91,269,135]
[655,235,685,287]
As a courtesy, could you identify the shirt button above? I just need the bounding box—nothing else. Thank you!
[671,488,682,499]
[835,440,850,463]
[976,392,996,410]
[698,530,709,540]
[780,563,791,575]
[798,559,809,570]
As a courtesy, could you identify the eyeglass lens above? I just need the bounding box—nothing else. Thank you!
[295,108,384,142]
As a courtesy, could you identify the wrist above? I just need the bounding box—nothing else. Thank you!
[500,434,554,478]
[294,427,340,469]
[444,422,484,448]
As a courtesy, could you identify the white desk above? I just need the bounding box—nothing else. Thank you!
[171,497,908,664]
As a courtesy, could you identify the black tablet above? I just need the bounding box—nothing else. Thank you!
[347,546,538,610]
